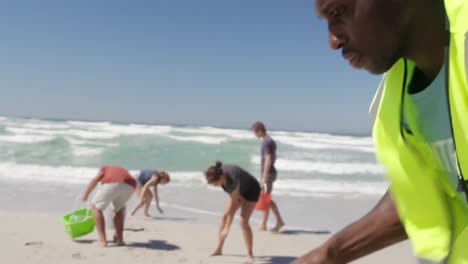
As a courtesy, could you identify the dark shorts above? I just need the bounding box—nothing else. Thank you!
[241,180,261,203]
[264,168,277,194]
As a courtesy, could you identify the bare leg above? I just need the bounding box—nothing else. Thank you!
[143,191,153,218]
[113,207,126,246]
[91,205,107,247]
[270,200,285,232]
[259,209,269,231]
[240,200,256,261]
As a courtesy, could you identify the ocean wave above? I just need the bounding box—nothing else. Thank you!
[6,126,119,140]
[72,146,105,157]
[166,135,229,144]
[272,135,375,153]
[0,134,56,144]
[65,137,119,147]
[0,163,204,185]
[97,124,172,135]
[173,126,252,140]
[274,179,387,195]
[0,163,99,184]
[67,121,112,127]
[22,123,71,130]
[0,162,386,197]
[251,156,385,175]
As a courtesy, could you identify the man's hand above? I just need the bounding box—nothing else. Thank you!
[260,179,265,190]
[80,193,88,202]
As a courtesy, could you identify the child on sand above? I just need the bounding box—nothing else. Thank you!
[130,170,170,217]
[80,165,136,247]
[205,161,261,263]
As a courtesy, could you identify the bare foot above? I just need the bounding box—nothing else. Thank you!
[257,226,267,232]
[115,240,126,247]
[92,241,107,247]
[244,255,255,264]
[210,249,222,256]
[144,213,152,219]
[270,222,285,232]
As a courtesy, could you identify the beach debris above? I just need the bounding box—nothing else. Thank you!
[124,227,145,232]
[25,241,43,246]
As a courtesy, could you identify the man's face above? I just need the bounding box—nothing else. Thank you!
[315,0,405,74]
[254,130,264,138]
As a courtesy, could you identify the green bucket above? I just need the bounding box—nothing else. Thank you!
[61,208,95,239]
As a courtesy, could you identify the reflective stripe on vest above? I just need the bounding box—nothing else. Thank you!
[369,76,386,125]
[463,30,468,96]
[420,259,448,264]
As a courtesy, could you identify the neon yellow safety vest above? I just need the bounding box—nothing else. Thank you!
[370,0,468,262]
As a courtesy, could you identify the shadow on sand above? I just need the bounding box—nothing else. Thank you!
[150,216,194,222]
[127,240,181,251]
[74,239,181,251]
[277,229,331,236]
[257,256,297,264]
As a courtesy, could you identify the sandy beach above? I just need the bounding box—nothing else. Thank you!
[0,212,417,264]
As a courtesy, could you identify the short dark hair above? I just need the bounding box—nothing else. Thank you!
[251,121,266,133]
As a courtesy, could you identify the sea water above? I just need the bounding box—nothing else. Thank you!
[0,116,387,231]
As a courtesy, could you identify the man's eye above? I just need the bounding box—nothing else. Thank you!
[330,6,346,17]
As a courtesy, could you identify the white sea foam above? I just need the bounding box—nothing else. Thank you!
[173,126,252,140]
[274,179,387,195]
[97,124,172,135]
[6,126,119,140]
[166,135,229,144]
[72,146,105,157]
[65,137,119,147]
[22,123,71,130]
[251,156,385,175]
[0,134,55,144]
[273,135,375,153]
[0,163,204,185]
[0,163,98,184]
[0,162,385,197]
[67,121,112,127]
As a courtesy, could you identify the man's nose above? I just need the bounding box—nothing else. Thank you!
[328,32,346,50]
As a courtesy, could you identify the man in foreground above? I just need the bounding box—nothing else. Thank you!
[294,0,468,263]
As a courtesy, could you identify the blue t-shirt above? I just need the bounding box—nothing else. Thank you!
[406,63,459,191]
[138,170,158,186]
[261,135,277,175]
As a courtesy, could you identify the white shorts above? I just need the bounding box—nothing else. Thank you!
[91,182,134,212]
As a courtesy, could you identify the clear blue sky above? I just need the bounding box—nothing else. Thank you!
[0,0,381,135]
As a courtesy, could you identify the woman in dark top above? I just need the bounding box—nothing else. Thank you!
[205,161,261,263]
[129,170,170,217]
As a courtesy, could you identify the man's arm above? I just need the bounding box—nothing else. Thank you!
[262,154,273,185]
[293,190,407,264]
[80,169,104,201]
